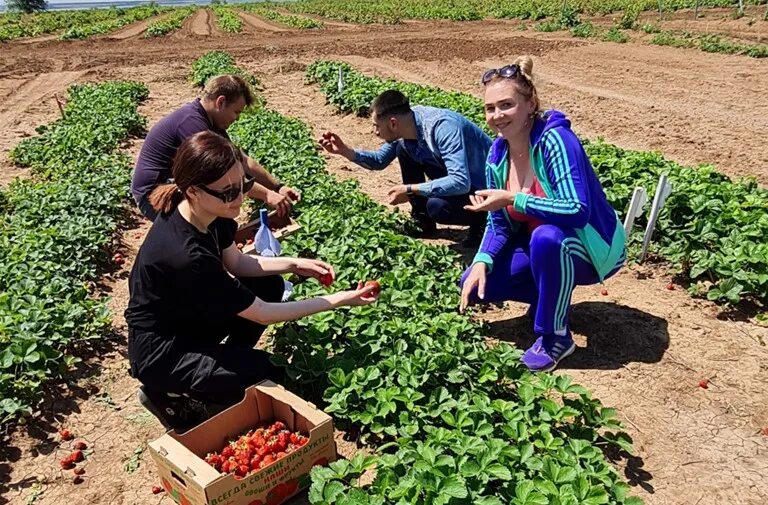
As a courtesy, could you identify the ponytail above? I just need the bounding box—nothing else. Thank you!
[149,182,184,215]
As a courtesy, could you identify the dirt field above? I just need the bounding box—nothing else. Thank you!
[1,8,767,505]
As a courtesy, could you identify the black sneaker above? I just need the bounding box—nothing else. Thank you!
[408,218,438,238]
[137,387,209,432]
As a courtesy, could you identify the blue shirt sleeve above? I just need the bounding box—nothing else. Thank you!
[416,119,471,197]
[352,142,398,171]
[472,159,513,272]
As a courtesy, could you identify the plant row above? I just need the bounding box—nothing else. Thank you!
[144,6,197,38]
[650,30,768,57]
[189,50,262,89]
[242,3,324,29]
[282,0,762,25]
[305,60,768,308]
[211,5,243,33]
[0,6,166,41]
[194,53,645,505]
[565,10,767,57]
[1,81,148,426]
[59,5,170,40]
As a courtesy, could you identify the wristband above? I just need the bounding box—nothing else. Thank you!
[406,184,414,195]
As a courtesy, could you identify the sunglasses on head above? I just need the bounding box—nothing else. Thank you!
[481,64,522,85]
[198,175,256,203]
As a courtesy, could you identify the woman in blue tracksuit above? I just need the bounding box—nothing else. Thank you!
[460,56,626,372]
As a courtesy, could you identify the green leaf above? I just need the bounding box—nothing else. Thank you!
[439,475,468,498]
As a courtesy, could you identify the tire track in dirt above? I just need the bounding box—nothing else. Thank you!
[237,11,290,33]
[187,8,212,36]
[107,17,157,40]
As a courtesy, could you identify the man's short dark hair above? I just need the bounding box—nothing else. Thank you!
[203,75,255,107]
[370,90,411,118]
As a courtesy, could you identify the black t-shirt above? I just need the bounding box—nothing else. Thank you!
[125,208,255,346]
[131,99,229,203]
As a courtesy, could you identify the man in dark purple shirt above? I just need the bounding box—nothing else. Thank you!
[131,75,299,220]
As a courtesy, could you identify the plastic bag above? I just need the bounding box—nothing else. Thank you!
[252,209,292,301]
[254,209,281,257]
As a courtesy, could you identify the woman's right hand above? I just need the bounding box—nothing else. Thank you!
[333,281,380,307]
[460,263,487,313]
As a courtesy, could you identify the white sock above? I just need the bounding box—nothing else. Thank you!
[554,328,567,337]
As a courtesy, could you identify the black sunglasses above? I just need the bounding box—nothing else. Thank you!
[198,175,256,203]
[481,64,522,85]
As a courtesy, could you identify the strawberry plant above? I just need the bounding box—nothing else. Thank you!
[199,52,644,505]
[211,5,243,33]
[1,81,148,426]
[189,50,261,89]
[144,7,196,38]
[306,60,768,309]
[282,0,760,24]
[241,4,324,29]
[59,5,170,40]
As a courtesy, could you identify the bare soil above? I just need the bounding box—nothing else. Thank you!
[1,11,767,505]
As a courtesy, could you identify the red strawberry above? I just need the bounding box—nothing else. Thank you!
[319,272,334,287]
[59,429,73,441]
[73,441,87,451]
[74,468,85,476]
[70,450,84,463]
[272,421,286,431]
[113,253,124,265]
[237,464,249,477]
[246,238,254,245]
[600,288,608,296]
[221,446,234,459]
[60,457,75,470]
[666,282,675,290]
[151,485,163,495]
[698,379,709,389]
[73,475,84,485]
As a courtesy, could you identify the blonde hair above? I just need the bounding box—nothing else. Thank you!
[486,55,540,114]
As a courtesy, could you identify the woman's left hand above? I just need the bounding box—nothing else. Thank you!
[464,189,515,213]
[293,258,335,281]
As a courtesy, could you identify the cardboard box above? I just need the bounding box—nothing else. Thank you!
[235,210,302,255]
[148,381,337,505]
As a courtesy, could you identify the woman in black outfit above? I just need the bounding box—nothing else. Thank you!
[126,131,377,429]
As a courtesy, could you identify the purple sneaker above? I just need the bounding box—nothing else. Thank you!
[521,334,576,372]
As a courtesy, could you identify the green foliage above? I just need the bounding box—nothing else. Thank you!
[616,7,639,29]
[651,30,767,58]
[59,5,169,40]
[602,26,629,42]
[211,5,243,32]
[242,3,324,29]
[7,0,47,14]
[281,0,762,24]
[144,6,196,37]
[189,50,261,89]
[0,6,169,41]
[640,22,661,33]
[306,60,768,307]
[2,81,148,426]
[571,21,595,37]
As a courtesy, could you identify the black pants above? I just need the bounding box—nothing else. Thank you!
[130,275,286,406]
[398,148,486,229]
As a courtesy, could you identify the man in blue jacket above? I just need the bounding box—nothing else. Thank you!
[319,90,492,247]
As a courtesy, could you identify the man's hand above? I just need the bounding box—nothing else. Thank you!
[278,185,301,203]
[387,185,410,205]
[318,131,354,160]
[265,190,292,217]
